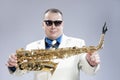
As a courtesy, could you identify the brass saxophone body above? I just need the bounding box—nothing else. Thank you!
[16,23,108,73]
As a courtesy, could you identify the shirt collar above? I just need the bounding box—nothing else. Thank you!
[45,35,62,45]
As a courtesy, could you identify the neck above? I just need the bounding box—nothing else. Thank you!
[47,34,63,40]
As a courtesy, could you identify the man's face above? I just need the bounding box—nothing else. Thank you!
[42,12,63,40]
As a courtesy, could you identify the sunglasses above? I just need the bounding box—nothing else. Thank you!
[44,20,62,26]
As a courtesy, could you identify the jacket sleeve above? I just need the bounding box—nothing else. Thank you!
[76,38,100,75]
[9,68,29,76]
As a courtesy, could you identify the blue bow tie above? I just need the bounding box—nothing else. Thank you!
[45,35,62,49]
[45,38,58,49]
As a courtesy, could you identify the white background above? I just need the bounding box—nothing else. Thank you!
[0,0,120,80]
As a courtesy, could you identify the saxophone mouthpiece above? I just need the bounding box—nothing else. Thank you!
[102,22,108,34]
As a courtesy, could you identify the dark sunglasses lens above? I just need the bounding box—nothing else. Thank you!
[54,21,62,26]
[45,21,53,26]
[44,20,62,26]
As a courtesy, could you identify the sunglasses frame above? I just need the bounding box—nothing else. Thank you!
[44,20,63,27]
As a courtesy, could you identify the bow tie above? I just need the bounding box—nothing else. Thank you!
[45,38,59,49]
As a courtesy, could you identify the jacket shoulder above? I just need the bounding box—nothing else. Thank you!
[64,35,85,47]
[68,36,84,42]
[25,40,43,50]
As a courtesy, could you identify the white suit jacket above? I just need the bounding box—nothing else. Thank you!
[12,34,99,80]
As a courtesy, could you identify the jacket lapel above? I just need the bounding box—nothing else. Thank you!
[58,34,69,48]
[37,38,46,49]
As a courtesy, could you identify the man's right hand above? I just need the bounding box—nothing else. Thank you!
[6,54,18,67]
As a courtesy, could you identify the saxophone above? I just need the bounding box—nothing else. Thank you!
[16,22,108,73]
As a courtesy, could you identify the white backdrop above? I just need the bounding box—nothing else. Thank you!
[0,0,120,80]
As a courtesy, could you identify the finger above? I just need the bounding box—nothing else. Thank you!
[8,58,17,64]
[95,55,100,63]
[6,63,10,67]
[9,56,17,63]
[92,55,100,64]
[7,60,17,67]
[9,54,17,63]
[96,59,100,64]
[90,54,99,61]
[11,54,17,60]
[6,63,15,67]
[91,52,99,58]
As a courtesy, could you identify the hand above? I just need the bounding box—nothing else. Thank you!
[6,54,18,67]
[86,52,100,67]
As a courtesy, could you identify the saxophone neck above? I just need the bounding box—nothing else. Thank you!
[96,34,105,50]
[96,22,108,51]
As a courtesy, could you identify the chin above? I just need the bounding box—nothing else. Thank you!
[49,35,58,40]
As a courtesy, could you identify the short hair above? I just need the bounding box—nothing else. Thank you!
[44,8,63,16]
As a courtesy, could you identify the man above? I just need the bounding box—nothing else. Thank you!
[7,8,100,80]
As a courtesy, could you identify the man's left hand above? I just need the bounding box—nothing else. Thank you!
[86,52,100,67]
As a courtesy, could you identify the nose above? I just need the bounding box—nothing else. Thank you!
[51,24,56,28]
